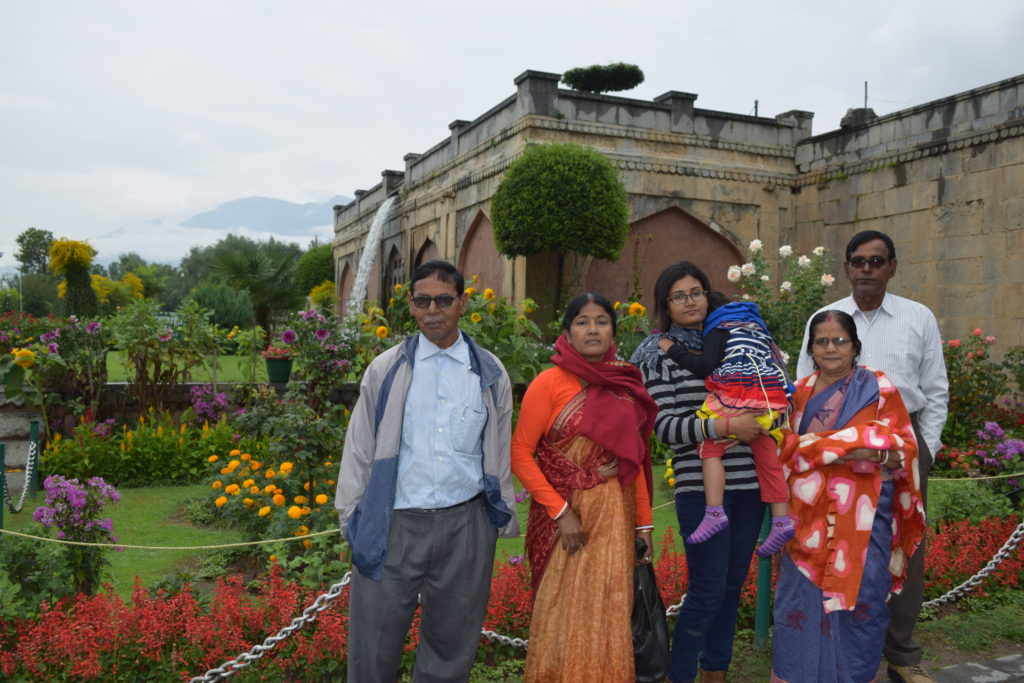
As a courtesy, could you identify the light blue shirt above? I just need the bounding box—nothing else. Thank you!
[394,333,487,509]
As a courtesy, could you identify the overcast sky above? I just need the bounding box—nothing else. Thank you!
[2,0,1021,269]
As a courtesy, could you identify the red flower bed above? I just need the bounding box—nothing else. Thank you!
[2,518,1021,680]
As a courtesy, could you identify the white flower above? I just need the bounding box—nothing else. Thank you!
[813,246,825,257]
[760,275,770,282]
[798,255,811,268]
[780,281,792,292]
[749,239,763,253]
[778,245,793,257]
[740,262,756,277]
[727,265,742,282]
[741,294,751,300]
[780,351,791,365]
[821,273,835,287]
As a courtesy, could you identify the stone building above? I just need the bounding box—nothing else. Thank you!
[333,70,1024,347]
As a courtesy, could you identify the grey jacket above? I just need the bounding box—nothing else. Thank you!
[334,332,520,580]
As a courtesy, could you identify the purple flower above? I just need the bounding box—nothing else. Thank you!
[315,328,330,342]
[981,421,1006,440]
[339,359,352,371]
[47,342,59,354]
[514,490,531,503]
[87,321,101,334]
[508,554,524,565]
[281,329,297,344]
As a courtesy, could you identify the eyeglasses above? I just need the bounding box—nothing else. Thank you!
[847,255,889,269]
[667,289,707,305]
[411,294,457,309]
[812,337,852,348]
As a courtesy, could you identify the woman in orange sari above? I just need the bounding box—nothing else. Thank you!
[771,310,926,683]
[512,293,659,683]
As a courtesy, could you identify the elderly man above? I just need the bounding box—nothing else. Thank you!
[335,260,519,682]
[798,230,948,683]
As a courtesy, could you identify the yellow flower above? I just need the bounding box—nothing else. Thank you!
[219,467,230,475]
[243,498,254,506]
[482,287,495,300]
[279,462,294,474]
[211,481,223,490]
[215,496,228,508]
[303,482,311,491]
[628,302,646,317]
[287,505,303,520]
[465,286,477,297]
[521,299,537,314]
[472,274,479,283]
[258,506,271,517]
[295,525,310,536]
[242,479,255,488]
[470,312,482,324]
[302,539,312,549]
[251,462,262,471]
[265,469,276,479]
[394,283,404,294]
[269,554,277,562]
[13,348,35,369]
[293,495,308,505]
[249,486,261,495]
[263,484,276,494]
[315,494,329,505]
[241,453,252,461]
[225,484,241,495]
[230,449,241,457]
[375,325,389,339]
[273,494,286,506]
[613,301,621,310]
[228,459,241,470]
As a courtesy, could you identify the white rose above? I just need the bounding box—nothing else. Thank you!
[780,281,792,292]
[821,273,835,287]
[798,255,811,267]
[749,239,763,252]
[740,263,756,277]
[778,245,793,257]
[813,246,825,257]
[727,265,742,282]
[760,275,770,282]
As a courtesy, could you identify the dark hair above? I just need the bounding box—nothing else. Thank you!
[652,261,712,331]
[845,230,896,261]
[806,309,862,366]
[410,260,464,295]
[562,293,617,335]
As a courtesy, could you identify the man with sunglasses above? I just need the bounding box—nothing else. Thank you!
[797,230,948,683]
[336,260,518,682]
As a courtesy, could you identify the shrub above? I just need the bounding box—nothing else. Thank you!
[941,329,1011,447]
[188,281,255,330]
[293,245,335,295]
[562,63,645,94]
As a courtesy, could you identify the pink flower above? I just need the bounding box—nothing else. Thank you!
[157,329,173,342]
[967,352,974,359]
[973,328,983,336]
[948,339,961,348]
[985,336,995,343]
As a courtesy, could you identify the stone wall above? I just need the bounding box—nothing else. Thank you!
[792,75,1024,347]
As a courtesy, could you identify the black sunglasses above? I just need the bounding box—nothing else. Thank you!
[847,255,889,269]
[411,294,457,309]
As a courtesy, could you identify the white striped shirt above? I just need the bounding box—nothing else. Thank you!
[797,293,949,456]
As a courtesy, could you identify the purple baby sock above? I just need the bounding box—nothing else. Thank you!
[686,505,729,544]
[755,515,795,557]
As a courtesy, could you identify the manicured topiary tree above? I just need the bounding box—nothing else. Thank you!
[491,143,630,308]
[561,63,645,94]
[49,239,99,317]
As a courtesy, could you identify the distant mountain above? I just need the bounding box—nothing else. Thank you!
[181,195,350,234]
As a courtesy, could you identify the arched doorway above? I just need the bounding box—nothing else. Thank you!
[414,239,438,268]
[337,261,354,317]
[383,245,404,312]
[457,211,506,295]
[585,207,743,316]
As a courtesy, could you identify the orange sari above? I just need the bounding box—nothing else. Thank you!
[523,390,636,683]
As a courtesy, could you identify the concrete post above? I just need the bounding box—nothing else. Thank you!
[654,91,698,134]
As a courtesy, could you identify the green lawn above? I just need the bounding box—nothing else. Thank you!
[2,483,244,596]
[106,350,270,384]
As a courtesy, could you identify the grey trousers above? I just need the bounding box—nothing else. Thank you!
[884,413,932,667]
[347,497,498,683]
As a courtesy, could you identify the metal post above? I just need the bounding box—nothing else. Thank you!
[1,443,6,528]
[29,420,39,500]
[754,507,772,650]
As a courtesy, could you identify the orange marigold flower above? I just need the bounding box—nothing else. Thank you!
[229,449,241,457]
[294,495,308,505]
[265,469,276,479]
[295,525,310,536]
[225,484,241,495]
[251,462,262,470]
[375,325,389,339]
[249,486,261,495]
[287,505,303,520]
[303,482,311,491]
[215,496,228,508]
[207,455,219,463]
[242,479,255,488]
[241,453,252,461]
[302,539,312,549]
[219,467,230,475]
[264,484,276,494]
[273,494,286,506]
[315,494,329,505]
[211,481,223,489]
[258,506,271,517]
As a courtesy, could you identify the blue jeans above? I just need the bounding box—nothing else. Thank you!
[670,489,764,683]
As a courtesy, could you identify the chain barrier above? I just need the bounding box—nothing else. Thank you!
[921,517,1024,610]
[189,572,352,682]
[3,441,35,513]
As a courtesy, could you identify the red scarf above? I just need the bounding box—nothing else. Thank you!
[550,334,659,501]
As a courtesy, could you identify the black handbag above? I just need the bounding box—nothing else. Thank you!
[632,537,670,682]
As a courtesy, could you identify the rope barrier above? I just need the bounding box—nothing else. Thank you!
[930,471,1024,481]
[2,441,36,513]
[0,526,338,550]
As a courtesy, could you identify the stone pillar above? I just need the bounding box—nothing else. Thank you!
[449,120,470,157]
[382,170,404,194]
[513,70,562,118]
[654,91,699,134]
[776,110,815,144]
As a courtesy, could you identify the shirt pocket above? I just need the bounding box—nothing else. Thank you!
[452,402,487,454]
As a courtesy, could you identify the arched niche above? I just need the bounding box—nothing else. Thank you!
[584,206,743,317]
[337,260,354,317]
[414,239,438,268]
[457,211,505,295]
[383,244,404,313]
